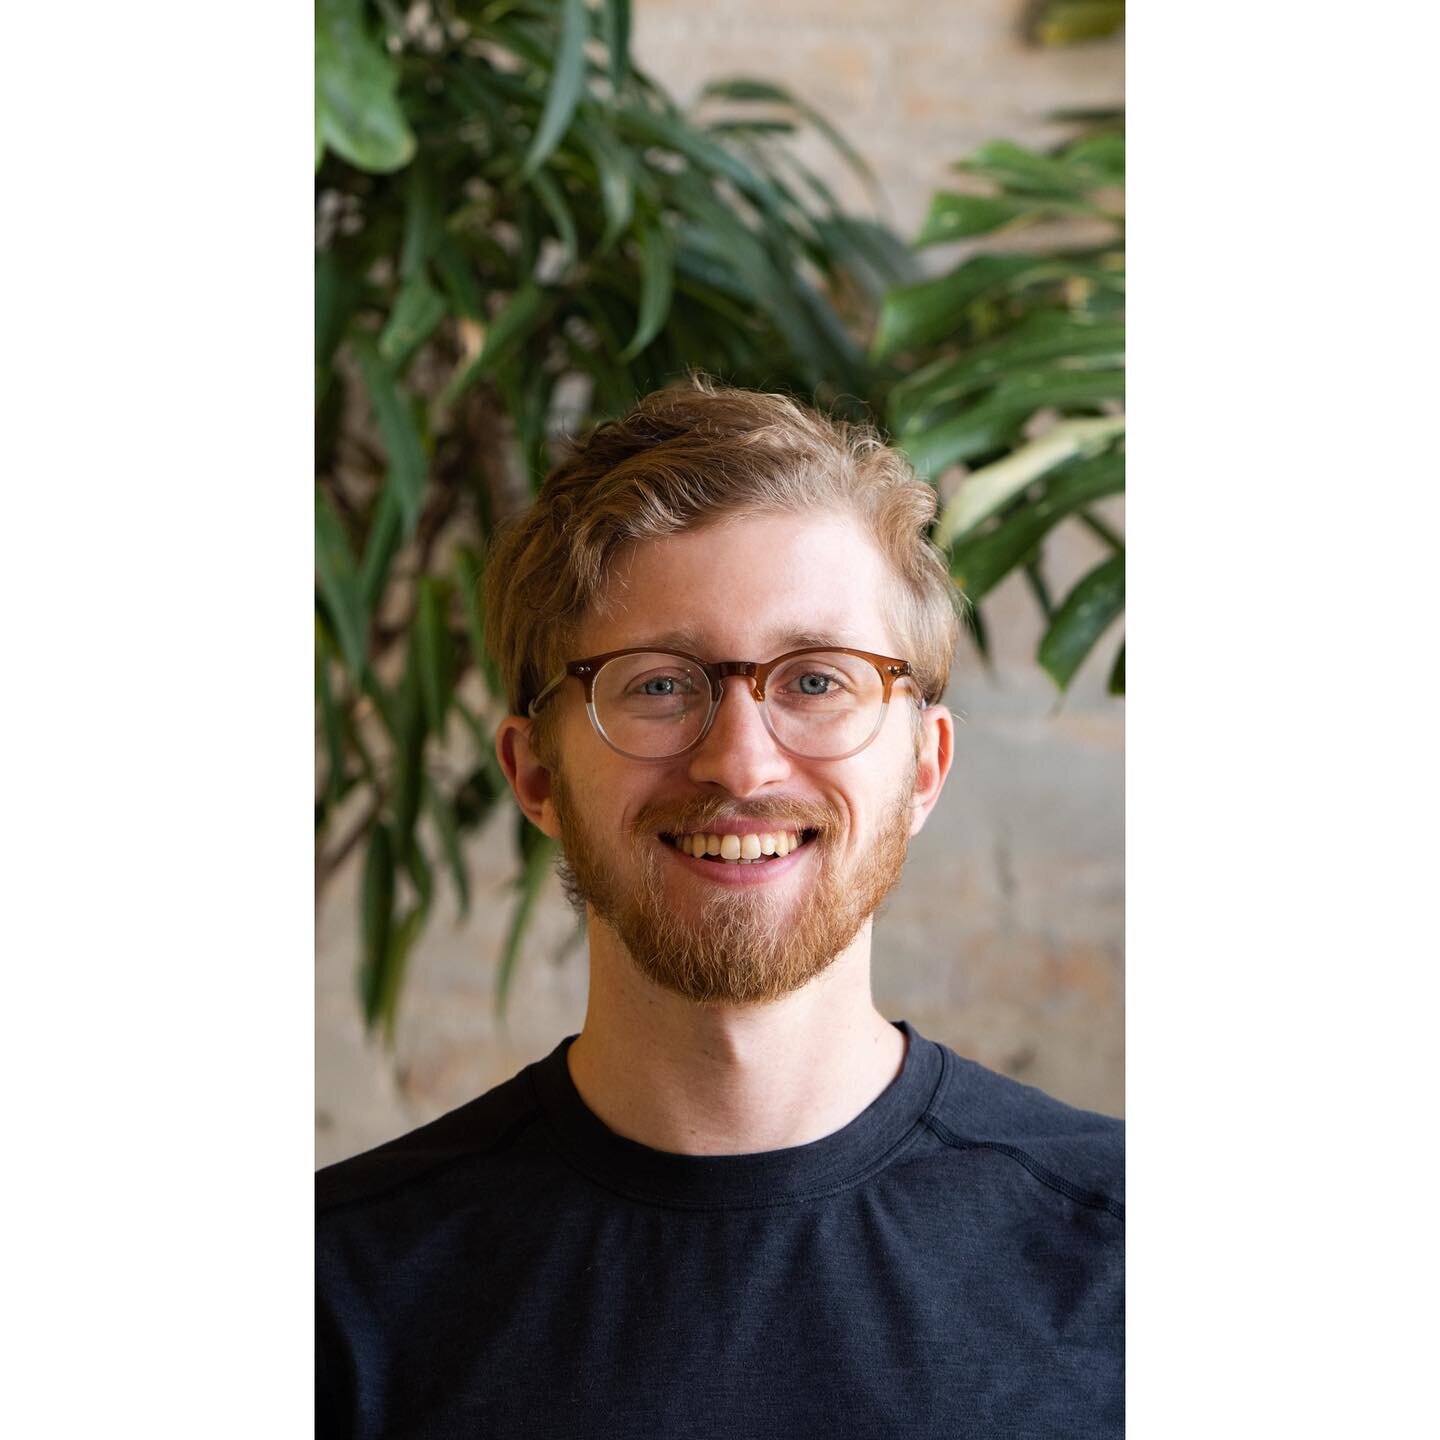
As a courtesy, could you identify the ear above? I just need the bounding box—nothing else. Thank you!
[495,716,563,840]
[908,702,955,837]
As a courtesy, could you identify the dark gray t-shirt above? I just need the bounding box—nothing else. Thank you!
[316,1020,1124,1438]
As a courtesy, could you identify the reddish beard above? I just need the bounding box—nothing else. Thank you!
[549,763,918,1006]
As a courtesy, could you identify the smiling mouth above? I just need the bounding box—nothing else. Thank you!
[658,829,819,865]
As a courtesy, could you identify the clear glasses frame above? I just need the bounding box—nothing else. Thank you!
[526,645,928,762]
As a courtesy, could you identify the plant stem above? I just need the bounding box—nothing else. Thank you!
[1077,508,1125,552]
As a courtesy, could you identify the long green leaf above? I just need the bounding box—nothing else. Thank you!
[891,314,1124,434]
[452,698,491,758]
[359,487,403,612]
[619,223,674,361]
[872,255,1040,358]
[998,365,1125,403]
[415,575,453,734]
[949,448,1124,601]
[391,634,428,870]
[579,118,636,250]
[667,172,844,385]
[440,282,547,407]
[497,816,557,1020]
[699,76,879,196]
[934,417,1124,544]
[1033,0,1127,47]
[916,190,1109,246]
[521,0,589,179]
[359,823,395,1027]
[353,337,427,536]
[617,106,792,224]
[399,164,443,279]
[951,508,1051,607]
[1064,131,1125,180]
[813,214,920,301]
[1023,555,1054,620]
[432,235,484,321]
[1076,506,1125,552]
[425,777,471,920]
[314,0,415,172]
[1039,553,1125,691]
[405,840,435,912]
[314,489,369,681]
[315,251,360,375]
[378,269,447,368]
[1039,448,1125,509]
[495,356,553,487]
[709,119,797,138]
[529,166,579,268]
[897,391,1034,480]
[315,617,348,811]
[454,545,504,701]
[962,593,993,671]
[379,903,428,1049]
[1108,640,1125,696]
[470,15,553,73]
[954,138,1114,200]
[603,0,630,95]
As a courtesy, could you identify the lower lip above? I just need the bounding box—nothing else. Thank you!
[658,836,816,887]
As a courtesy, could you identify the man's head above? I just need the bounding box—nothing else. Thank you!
[488,379,960,1006]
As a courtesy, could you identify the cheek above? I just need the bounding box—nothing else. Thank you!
[839,760,914,845]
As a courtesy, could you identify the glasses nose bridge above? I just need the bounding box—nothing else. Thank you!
[712,659,764,701]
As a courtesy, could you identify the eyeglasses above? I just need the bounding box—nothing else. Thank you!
[526,646,927,762]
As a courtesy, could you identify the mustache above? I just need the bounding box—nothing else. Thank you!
[630,795,838,837]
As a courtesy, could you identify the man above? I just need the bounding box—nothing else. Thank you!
[316,380,1124,1438]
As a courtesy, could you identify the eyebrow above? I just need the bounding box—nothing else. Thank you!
[639,626,867,654]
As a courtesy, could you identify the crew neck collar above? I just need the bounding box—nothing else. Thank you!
[527,1019,947,1210]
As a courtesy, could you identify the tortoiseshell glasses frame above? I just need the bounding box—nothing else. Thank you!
[525,645,928,762]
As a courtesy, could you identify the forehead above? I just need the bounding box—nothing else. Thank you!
[579,510,900,656]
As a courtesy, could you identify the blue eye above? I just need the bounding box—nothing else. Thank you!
[631,673,700,698]
[795,673,836,695]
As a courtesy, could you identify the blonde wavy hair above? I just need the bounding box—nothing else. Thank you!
[482,377,963,756]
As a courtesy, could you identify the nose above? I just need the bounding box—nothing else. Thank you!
[685,675,793,795]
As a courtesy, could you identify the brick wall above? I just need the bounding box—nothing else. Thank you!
[632,0,1123,235]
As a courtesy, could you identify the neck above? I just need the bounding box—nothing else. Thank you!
[565,917,907,1156]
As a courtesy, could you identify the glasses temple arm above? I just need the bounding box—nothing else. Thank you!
[526,671,567,718]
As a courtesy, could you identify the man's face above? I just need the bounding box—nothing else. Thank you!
[536,511,942,1007]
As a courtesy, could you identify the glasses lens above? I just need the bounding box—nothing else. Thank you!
[593,652,712,757]
[764,650,886,758]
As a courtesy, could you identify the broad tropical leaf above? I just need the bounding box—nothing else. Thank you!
[315,0,415,172]
[934,418,1125,543]
[1038,553,1125,690]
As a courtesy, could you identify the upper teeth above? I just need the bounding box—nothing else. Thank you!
[675,830,803,860]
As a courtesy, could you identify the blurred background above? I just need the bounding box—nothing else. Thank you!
[316,0,1125,1167]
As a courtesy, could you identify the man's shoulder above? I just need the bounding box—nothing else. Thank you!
[925,1040,1125,1217]
[315,1060,545,1222]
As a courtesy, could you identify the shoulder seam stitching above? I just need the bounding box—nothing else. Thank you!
[923,1112,1125,1220]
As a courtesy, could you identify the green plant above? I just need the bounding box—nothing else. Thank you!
[314,0,911,1042]
[874,122,1125,694]
[1023,0,1125,47]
